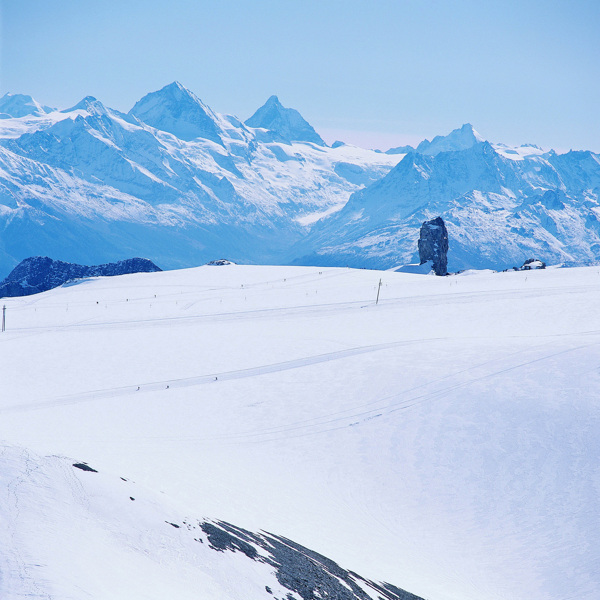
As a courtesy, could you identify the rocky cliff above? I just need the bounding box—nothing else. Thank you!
[0,256,161,298]
[418,217,449,275]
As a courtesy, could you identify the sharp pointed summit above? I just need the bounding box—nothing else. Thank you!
[61,96,112,116]
[129,82,222,144]
[416,123,485,155]
[0,93,54,119]
[245,95,325,146]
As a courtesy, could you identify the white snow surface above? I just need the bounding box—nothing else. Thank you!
[1,264,599,600]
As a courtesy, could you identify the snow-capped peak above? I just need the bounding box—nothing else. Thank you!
[416,123,485,155]
[245,95,326,146]
[0,93,54,119]
[128,81,223,144]
[61,96,113,117]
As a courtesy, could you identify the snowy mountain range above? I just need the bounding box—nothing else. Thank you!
[1,84,599,277]
[0,84,397,277]
[296,129,600,271]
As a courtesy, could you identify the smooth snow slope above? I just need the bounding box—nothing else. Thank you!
[1,265,599,600]
[1,446,417,600]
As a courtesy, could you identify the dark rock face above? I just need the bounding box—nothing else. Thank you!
[514,258,546,271]
[0,256,161,298]
[206,259,235,266]
[418,217,449,275]
[200,520,424,600]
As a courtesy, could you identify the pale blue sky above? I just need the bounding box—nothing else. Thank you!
[1,0,598,151]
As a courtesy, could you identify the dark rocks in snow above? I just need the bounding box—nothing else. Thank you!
[418,216,449,276]
[199,519,424,600]
[72,463,98,472]
[514,258,546,271]
[0,256,162,298]
[205,259,235,266]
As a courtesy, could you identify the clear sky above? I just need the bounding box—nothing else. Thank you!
[1,0,598,152]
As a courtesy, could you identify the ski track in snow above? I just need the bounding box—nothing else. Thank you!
[2,265,600,600]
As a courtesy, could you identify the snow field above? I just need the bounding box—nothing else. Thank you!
[1,264,600,600]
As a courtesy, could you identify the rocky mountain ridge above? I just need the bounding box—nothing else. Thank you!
[0,256,161,298]
[295,139,600,271]
[0,84,398,277]
[1,85,599,275]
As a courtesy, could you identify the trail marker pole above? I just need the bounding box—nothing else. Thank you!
[2,305,5,332]
[375,279,382,305]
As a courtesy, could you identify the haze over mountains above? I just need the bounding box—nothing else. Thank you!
[1,82,599,277]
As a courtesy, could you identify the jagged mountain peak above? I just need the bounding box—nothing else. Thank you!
[0,93,54,119]
[385,144,415,155]
[416,123,485,155]
[245,95,326,146]
[265,94,281,105]
[129,82,222,144]
[61,95,112,117]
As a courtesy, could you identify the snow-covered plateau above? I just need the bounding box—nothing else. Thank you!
[1,84,600,276]
[1,264,599,600]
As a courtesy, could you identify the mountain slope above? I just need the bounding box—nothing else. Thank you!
[1,445,421,600]
[1,86,600,275]
[246,95,326,146]
[295,141,600,271]
[0,85,399,276]
[0,93,54,118]
[129,81,224,144]
[416,123,484,155]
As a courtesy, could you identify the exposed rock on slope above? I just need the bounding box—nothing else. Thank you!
[0,256,161,298]
[0,445,424,600]
[418,217,449,275]
[294,135,600,271]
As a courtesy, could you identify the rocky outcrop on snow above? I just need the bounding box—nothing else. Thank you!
[295,137,600,272]
[514,258,546,271]
[418,217,448,275]
[0,445,425,600]
[201,520,423,600]
[206,259,235,266]
[0,256,161,298]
